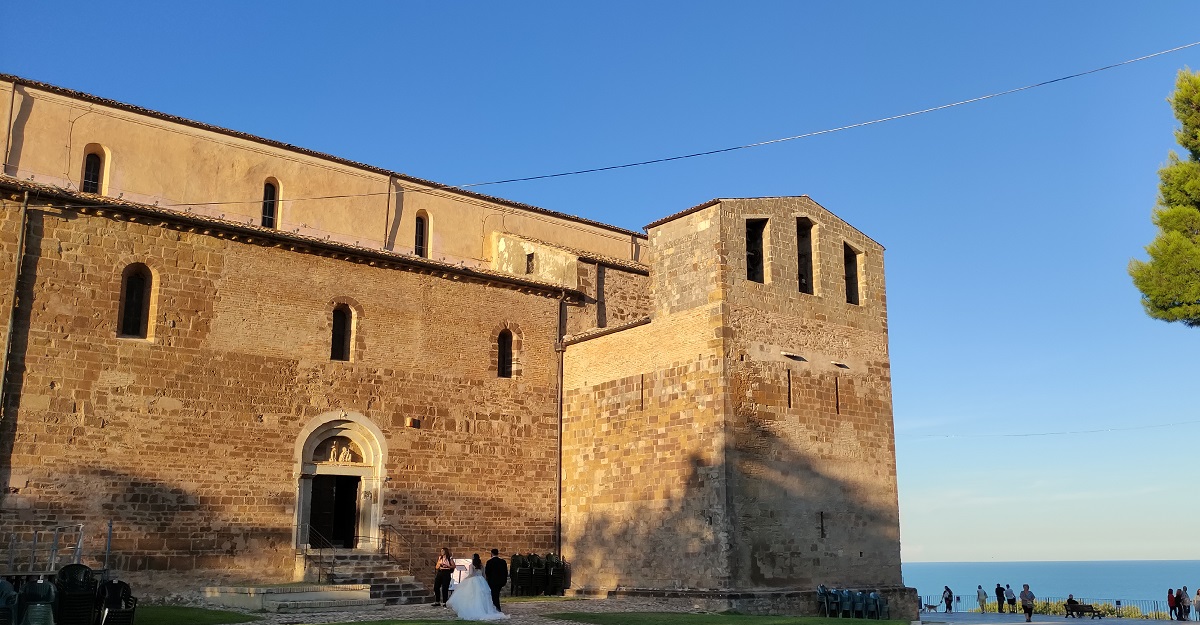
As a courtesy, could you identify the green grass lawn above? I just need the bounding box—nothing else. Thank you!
[314,616,911,625]
[135,605,909,625]
[544,615,913,625]
[136,605,263,625]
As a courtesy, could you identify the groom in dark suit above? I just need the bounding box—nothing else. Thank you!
[483,548,508,610]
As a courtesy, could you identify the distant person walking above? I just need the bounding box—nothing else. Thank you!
[977,585,989,612]
[996,584,1006,613]
[1006,585,1017,614]
[1019,584,1036,623]
[1171,588,1179,620]
[943,586,954,613]
[1180,587,1191,621]
[1193,589,1199,621]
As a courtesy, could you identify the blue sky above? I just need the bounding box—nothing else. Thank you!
[7,1,1199,562]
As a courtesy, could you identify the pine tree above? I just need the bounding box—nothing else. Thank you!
[1129,68,1200,326]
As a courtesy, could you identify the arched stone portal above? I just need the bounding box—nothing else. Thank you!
[294,411,387,550]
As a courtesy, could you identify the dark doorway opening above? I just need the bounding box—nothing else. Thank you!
[309,475,360,548]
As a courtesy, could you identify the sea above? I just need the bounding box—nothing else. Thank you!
[902,561,1200,604]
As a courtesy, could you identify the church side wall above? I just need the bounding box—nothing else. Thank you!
[716,197,902,590]
[0,199,561,591]
[0,79,643,265]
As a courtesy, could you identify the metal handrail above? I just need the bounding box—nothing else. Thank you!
[377,524,415,566]
[298,524,337,583]
[3,525,85,574]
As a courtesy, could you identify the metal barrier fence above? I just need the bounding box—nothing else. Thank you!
[920,595,1195,620]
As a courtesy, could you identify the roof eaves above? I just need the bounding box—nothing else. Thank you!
[1,176,586,300]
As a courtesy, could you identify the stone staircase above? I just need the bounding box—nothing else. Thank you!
[318,550,431,605]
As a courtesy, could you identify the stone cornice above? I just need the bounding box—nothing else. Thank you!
[1,177,585,302]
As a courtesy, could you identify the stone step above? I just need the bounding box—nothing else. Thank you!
[265,597,388,613]
[302,550,432,605]
[203,584,374,612]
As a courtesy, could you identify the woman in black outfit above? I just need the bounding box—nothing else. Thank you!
[433,547,454,607]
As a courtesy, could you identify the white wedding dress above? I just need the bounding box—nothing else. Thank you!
[446,564,509,620]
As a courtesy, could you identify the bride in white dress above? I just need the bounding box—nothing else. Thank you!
[446,553,509,621]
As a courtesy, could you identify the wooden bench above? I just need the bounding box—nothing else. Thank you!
[1065,604,1102,619]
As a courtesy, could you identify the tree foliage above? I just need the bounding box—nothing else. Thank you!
[1129,69,1200,326]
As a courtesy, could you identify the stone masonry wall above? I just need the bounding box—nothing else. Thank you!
[561,203,733,591]
[562,305,729,591]
[716,197,902,589]
[568,261,651,335]
[0,198,562,590]
[0,196,21,369]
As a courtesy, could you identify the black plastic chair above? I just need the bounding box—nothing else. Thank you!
[816,586,831,617]
[0,579,16,625]
[95,579,137,625]
[865,591,880,619]
[17,578,56,625]
[55,563,97,625]
[852,591,867,618]
[549,568,565,596]
[840,589,854,617]
[511,567,533,596]
[533,567,549,597]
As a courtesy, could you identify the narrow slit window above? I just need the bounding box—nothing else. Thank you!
[746,218,768,283]
[834,377,841,415]
[525,253,535,274]
[331,305,352,361]
[118,264,152,338]
[262,182,278,228]
[844,243,860,305]
[797,218,814,294]
[82,153,103,194]
[414,215,428,258]
[497,329,513,378]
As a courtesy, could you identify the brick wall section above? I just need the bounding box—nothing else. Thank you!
[0,198,561,585]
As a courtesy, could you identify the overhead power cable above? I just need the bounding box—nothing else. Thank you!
[454,40,1200,189]
[58,39,1200,211]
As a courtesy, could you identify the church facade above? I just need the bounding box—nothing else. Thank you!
[0,74,911,614]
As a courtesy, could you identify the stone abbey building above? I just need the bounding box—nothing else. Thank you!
[0,74,911,614]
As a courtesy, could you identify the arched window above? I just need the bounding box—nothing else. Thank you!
[82,153,103,194]
[414,213,428,258]
[331,305,352,361]
[497,329,513,378]
[262,181,278,228]
[118,264,153,338]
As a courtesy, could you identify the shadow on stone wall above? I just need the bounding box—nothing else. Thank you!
[0,208,44,510]
[566,416,902,593]
[2,466,292,577]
